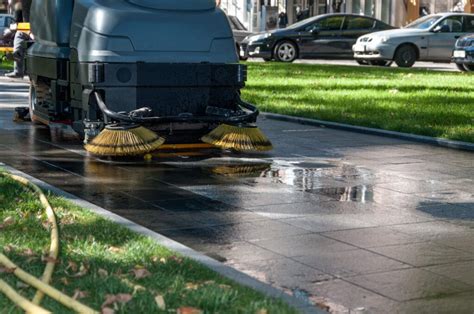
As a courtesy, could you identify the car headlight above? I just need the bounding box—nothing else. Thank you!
[249,33,272,44]
[375,36,390,44]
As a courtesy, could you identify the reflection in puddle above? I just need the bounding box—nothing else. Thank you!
[311,186,374,203]
[210,164,271,177]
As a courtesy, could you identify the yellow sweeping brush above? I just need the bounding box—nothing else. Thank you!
[201,124,272,152]
[85,124,165,157]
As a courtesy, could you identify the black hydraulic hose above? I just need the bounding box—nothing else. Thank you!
[94,92,259,125]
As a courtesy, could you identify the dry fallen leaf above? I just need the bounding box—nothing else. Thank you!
[256,309,268,314]
[102,293,133,308]
[66,260,78,272]
[177,307,203,314]
[0,267,16,274]
[98,268,109,278]
[130,267,151,279]
[3,216,14,225]
[203,280,215,285]
[101,308,114,314]
[42,256,59,264]
[108,246,123,254]
[72,289,89,300]
[185,283,200,290]
[3,245,14,253]
[0,216,15,229]
[218,284,231,290]
[60,277,70,286]
[155,294,166,310]
[66,263,89,278]
[170,256,183,264]
[20,248,36,257]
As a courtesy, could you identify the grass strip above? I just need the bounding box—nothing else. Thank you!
[243,62,474,143]
[0,173,296,313]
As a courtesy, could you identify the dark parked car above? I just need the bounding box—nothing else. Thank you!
[241,13,394,62]
[228,15,254,61]
[452,34,474,71]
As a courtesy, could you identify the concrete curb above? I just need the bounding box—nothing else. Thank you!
[0,163,324,314]
[262,112,474,152]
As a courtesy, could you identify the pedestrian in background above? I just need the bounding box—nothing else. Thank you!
[5,0,31,78]
[278,12,288,28]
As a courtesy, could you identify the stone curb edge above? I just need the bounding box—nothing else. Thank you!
[262,113,474,152]
[0,163,324,314]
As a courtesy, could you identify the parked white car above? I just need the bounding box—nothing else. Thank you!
[353,13,474,67]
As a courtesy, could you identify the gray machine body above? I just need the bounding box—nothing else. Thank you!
[29,0,237,63]
[26,0,244,134]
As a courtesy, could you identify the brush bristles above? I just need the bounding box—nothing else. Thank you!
[85,126,165,156]
[201,124,273,152]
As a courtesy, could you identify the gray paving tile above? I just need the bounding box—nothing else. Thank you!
[418,190,474,208]
[377,180,456,195]
[424,261,474,287]
[322,227,427,248]
[432,232,474,253]
[283,215,376,233]
[346,268,472,302]
[389,221,471,240]
[181,184,332,207]
[397,291,474,314]
[308,279,400,313]
[295,249,410,277]
[227,258,333,289]
[252,233,356,257]
[370,242,474,267]
[209,242,283,263]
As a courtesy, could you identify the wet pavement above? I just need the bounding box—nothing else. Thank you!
[0,77,473,313]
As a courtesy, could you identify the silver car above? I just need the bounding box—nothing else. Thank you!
[353,13,474,67]
[227,15,254,61]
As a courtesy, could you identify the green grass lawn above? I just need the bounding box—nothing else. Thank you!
[0,173,296,313]
[0,60,13,71]
[242,62,474,143]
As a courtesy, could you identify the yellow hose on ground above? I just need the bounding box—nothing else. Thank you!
[4,173,60,305]
[0,254,97,314]
[0,279,51,314]
[0,171,98,313]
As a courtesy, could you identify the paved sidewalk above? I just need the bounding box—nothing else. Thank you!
[249,58,460,72]
[0,77,473,313]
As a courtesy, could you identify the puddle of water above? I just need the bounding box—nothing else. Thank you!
[310,185,374,203]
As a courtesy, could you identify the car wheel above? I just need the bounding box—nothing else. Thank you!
[356,60,369,65]
[369,60,392,67]
[274,41,297,63]
[394,45,417,68]
[463,64,474,72]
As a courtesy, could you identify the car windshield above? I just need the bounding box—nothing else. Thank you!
[287,16,319,30]
[404,15,442,29]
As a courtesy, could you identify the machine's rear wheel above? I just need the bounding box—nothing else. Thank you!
[29,82,50,125]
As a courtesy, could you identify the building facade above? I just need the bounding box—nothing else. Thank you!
[219,0,474,31]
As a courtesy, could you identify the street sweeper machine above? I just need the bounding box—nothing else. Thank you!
[25,0,272,157]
